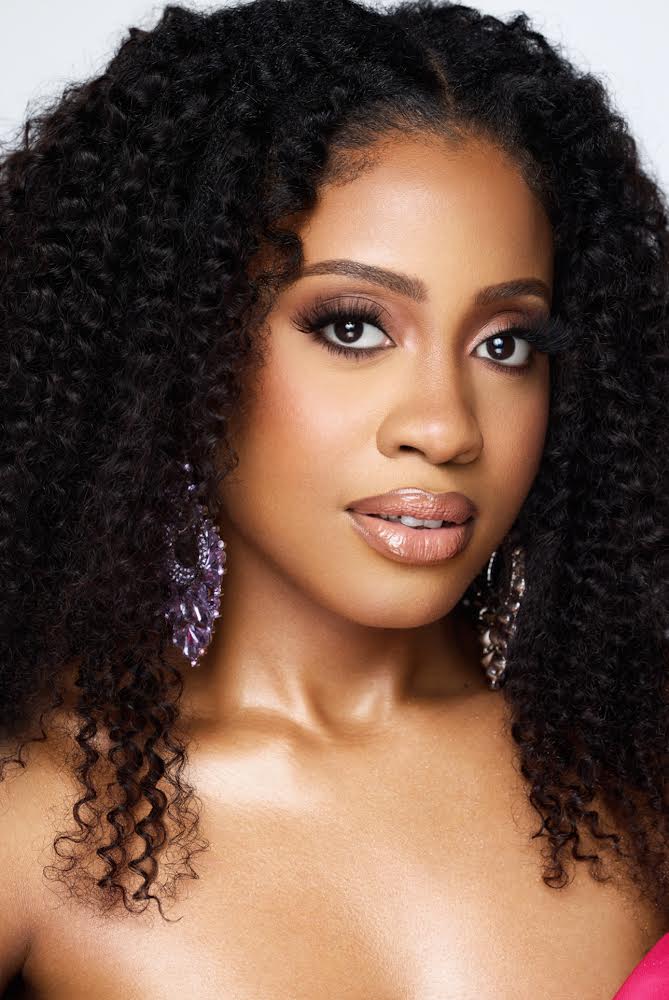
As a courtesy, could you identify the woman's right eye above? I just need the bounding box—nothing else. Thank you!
[293,301,392,361]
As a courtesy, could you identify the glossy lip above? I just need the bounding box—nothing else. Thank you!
[346,510,475,565]
[346,487,477,523]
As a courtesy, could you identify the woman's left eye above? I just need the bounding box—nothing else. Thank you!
[472,331,533,369]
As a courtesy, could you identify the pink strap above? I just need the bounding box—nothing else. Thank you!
[612,933,669,999]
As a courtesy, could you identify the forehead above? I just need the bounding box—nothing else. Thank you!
[295,134,554,308]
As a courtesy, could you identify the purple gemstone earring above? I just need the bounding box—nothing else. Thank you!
[162,461,227,667]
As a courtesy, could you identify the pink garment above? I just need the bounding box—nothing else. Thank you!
[612,932,669,998]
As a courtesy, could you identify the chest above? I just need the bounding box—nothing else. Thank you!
[22,714,665,999]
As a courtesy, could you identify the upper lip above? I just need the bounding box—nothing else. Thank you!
[346,488,477,523]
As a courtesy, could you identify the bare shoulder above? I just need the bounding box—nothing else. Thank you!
[0,715,78,869]
[0,712,110,989]
[0,710,99,894]
[0,707,167,919]
[0,726,69,990]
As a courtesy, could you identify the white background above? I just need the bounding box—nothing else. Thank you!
[1,0,667,196]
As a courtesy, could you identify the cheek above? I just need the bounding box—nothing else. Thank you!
[219,347,351,524]
[216,347,364,609]
[480,366,550,520]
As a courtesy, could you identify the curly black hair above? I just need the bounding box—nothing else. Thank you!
[1,0,667,924]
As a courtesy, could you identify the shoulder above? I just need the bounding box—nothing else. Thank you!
[0,711,104,991]
[0,710,98,917]
[0,716,77,873]
[0,706,152,915]
[0,730,61,989]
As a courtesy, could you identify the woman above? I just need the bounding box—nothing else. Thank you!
[0,0,667,996]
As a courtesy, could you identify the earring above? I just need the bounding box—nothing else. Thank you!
[162,460,227,667]
[461,543,526,690]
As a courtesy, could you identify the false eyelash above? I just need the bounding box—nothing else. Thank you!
[511,312,577,355]
[292,297,577,361]
[293,297,388,339]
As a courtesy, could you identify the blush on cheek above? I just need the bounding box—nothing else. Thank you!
[482,385,549,514]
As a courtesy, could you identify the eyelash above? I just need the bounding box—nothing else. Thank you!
[292,297,575,373]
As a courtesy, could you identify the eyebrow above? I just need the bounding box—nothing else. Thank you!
[297,258,551,307]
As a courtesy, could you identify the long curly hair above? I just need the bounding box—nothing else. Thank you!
[1,0,667,923]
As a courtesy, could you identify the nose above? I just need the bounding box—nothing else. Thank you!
[376,360,483,465]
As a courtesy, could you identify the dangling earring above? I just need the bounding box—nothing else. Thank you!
[462,542,526,690]
[162,460,227,667]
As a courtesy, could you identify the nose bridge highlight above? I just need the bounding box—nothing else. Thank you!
[412,337,476,419]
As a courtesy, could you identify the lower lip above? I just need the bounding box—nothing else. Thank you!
[346,511,475,565]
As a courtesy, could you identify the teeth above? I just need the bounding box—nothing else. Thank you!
[378,514,451,529]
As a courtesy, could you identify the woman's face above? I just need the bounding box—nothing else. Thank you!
[217,133,553,631]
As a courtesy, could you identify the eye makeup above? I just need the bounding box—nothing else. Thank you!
[291,294,576,373]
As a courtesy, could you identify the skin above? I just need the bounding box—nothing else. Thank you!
[8,133,666,999]
[179,132,553,745]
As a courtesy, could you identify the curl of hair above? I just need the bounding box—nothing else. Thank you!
[1,0,667,922]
